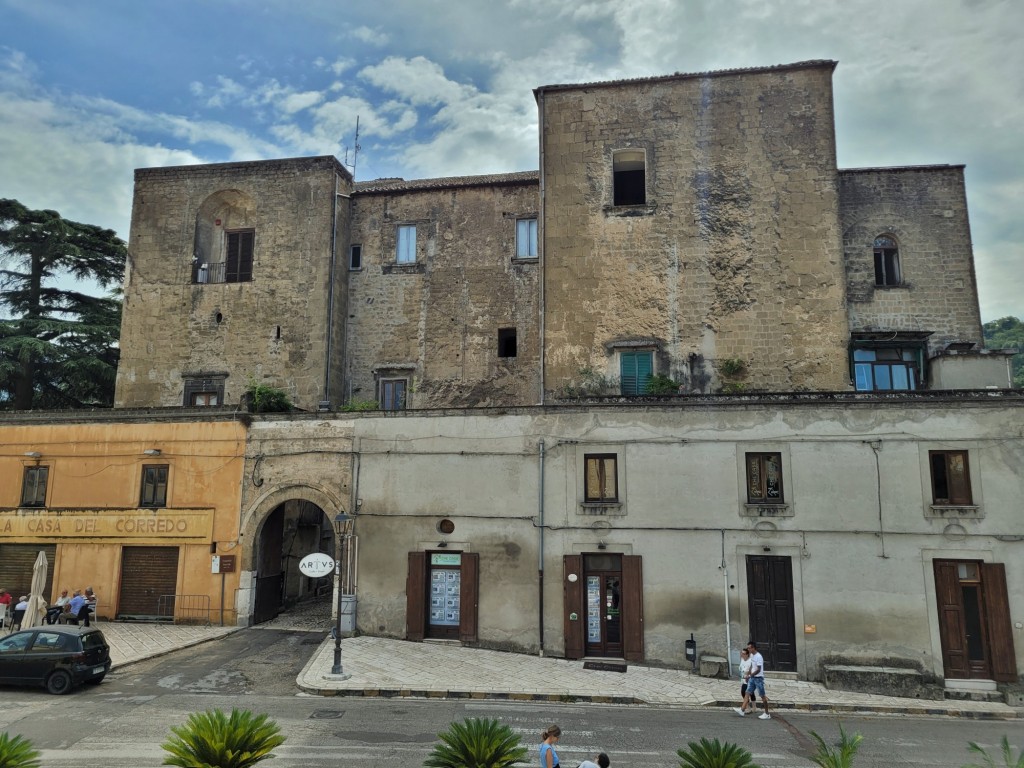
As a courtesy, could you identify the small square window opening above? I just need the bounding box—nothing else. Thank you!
[613,150,646,206]
[930,450,972,505]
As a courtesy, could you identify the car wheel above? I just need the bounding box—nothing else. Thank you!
[46,670,73,695]
[84,674,106,685]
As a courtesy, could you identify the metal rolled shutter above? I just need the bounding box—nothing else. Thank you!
[117,547,180,618]
[0,544,56,602]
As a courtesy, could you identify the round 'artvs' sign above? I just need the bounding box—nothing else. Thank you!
[299,553,335,577]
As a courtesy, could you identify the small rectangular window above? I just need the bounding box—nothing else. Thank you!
[613,150,646,206]
[225,229,254,283]
[349,244,362,270]
[190,392,219,406]
[381,379,407,411]
[620,350,653,395]
[21,466,49,507]
[930,450,972,505]
[498,328,517,358]
[516,218,538,259]
[746,452,784,504]
[397,225,417,264]
[140,465,169,507]
[873,236,901,286]
[584,454,618,502]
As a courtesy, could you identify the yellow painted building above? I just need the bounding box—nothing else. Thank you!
[0,415,246,625]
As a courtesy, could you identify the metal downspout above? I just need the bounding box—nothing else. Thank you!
[537,92,546,405]
[722,529,733,678]
[538,438,546,656]
[324,173,339,404]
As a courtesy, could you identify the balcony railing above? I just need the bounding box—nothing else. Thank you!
[192,261,227,284]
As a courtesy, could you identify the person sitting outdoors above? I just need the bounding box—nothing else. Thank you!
[10,596,29,631]
[0,588,11,609]
[46,589,71,625]
[84,587,97,617]
[58,590,90,627]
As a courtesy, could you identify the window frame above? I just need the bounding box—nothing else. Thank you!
[21,465,49,508]
[515,218,538,259]
[224,228,254,283]
[396,225,417,264]
[584,453,619,503]
[140,464,169,508]
[380,378,408,411]
[745,452,785,504]
[612,149,647,207]
[851,345,923,391]
[619,350,653,396]
[929,450,973,506]
[349,244,363,270]
[873,235,902,287]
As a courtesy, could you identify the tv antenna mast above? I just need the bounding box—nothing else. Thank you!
[343,116,361,179]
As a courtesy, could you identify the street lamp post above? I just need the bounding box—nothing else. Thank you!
[331,512,352,677]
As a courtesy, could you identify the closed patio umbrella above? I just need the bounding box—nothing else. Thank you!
[21,551,48,629]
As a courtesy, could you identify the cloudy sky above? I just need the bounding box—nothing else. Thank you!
[1,0,1021,322]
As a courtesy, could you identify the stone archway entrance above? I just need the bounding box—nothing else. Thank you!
[253,498,335,625]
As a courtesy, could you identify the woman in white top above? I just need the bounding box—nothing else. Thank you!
[734,648,756,715]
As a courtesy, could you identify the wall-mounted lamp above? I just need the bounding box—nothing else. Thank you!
[437,540,449,548]
[597,540,607,550]
[143,449,162,457]
[23,451,41,459]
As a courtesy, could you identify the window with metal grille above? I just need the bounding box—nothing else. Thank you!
[140,465,169,507]
[873,235,901,286]
[746,452,784,504]
[930,450,972,505]
[584,454,618,502]
[21,466,48,507]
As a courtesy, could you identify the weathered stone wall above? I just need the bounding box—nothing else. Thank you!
[345,178,541,407]
[115,156,351,410]
[539,62,851,396]
[840,166,984,353]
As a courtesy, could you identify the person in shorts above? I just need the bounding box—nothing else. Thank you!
[745,641,771,719]
[733,648,757,715]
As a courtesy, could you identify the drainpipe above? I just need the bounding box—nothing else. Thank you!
[721,529,733,678]
[537,91,546,405]
[324,172,339,405]
[538,438,546,656]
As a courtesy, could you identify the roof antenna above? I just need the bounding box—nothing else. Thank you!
[342,116,361,179]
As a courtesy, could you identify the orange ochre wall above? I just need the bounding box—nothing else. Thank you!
[0,419,246,622]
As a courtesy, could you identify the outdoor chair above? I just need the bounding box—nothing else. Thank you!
[0,604,6,630]
[7,609,25,633]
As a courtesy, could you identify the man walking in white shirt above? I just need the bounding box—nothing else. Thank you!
[745,641,771,719]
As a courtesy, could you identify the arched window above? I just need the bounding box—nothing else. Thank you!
[873,235,901,287]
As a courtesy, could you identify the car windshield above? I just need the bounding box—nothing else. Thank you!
[0,633,32,653]
[81,632,107,650]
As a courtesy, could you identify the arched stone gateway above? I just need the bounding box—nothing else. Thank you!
[239,484,346,625]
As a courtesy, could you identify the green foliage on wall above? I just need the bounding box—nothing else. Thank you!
[983,316,1024,388]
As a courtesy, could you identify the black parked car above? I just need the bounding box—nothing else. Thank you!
[0,625,111,694]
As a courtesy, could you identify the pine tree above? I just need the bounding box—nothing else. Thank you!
[0,199,126,409]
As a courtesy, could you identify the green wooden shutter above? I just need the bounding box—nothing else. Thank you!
[620,351,653,395]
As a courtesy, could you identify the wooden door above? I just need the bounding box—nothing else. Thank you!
[563,555,584,659]
[746,555,797,672]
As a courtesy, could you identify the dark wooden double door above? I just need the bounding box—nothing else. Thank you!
[934,560,1016,682]
[746,555,797,672]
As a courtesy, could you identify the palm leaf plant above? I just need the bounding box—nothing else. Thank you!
[161,708,285,768]
[424,717,526,768]
[677,737,761,768]
[0,732,42,768]
[808,725,863,768]
[963,736,1024,768]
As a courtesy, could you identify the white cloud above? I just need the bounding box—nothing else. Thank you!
[350,25,389,47]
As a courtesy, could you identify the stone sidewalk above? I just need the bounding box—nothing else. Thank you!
[95,621,1020,719]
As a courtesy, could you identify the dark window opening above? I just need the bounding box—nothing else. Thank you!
[873,236,901,286]
[21,466,49,507]
[350,244,362,270]
[498,328,517,358]
[613,150,646,206]
[585,454,618,502]
[225,229,254,283]
[930,450,972,505]
[746,452,784,504]
[140,465,169,508]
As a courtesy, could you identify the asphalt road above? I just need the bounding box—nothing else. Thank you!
[0,628,1017,767]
